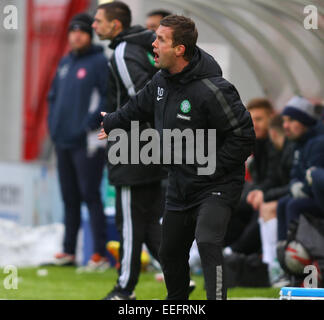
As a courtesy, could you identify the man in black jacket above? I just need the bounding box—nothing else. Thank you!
[92,1,166,300]
[98,15,255,300]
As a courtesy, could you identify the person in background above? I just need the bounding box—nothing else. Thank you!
[48,13,109,269]
[271,96,324,287]
[254,115,295,285]
[277,96,324,242]
[92,1,167,300]
[224,98,275,255]
[306,167,324,212]
[145,9,172,31]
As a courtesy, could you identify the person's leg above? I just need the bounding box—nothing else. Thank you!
[230,210,261,254]
[286,197,324,232]
[159,210,196,300]
[224,188,254,247]
[259,201,278,265]
[195,196,232,300]
[277,195,291,241]
[144,182,163,262]
[114,186,123,269]
[72,147,107,256]
[56,147,82,255]
[258,201,283,284]
[114,185,146,294]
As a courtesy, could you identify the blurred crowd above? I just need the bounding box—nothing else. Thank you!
[222,96,324,288]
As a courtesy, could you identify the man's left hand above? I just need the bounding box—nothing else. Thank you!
[97,112,108,140]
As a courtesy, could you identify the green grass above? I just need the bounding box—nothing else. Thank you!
[0,266,280,300]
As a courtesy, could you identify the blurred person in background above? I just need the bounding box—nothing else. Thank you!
[251,115,295,285]
[224,98,275,256]
[307,167,324,213]
[92,1,167,300]
[47,13,109,269]
[277,96,324,242]
[272,96,324,287]
[145,9,172,31]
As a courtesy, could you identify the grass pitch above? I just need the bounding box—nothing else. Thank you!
[0,266,280,300]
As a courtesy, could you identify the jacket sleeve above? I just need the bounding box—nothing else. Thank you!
[204,79,256,179]
[103,79,155,133]
[116,43,155,97]
[293,135,324,195]
[106,61,119,113]
[264,184,290,202]
[256,143,281,191]
[305,136,324,169]
[86,55,109,131]
[291,136,324,180]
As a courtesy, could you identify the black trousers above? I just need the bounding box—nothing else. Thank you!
[115,182,163,293]
[230,210,261,254]
[56,146,107,256]
[159,196,232,300]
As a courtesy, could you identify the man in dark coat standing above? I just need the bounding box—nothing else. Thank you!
[48,13,109,269]
[98,14,255,300]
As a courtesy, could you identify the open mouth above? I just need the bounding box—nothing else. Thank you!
[154,52,160,62]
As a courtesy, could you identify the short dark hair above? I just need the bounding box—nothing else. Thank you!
[160,15,198,61]
[246,97,274,114]
[147,9,172,18]
[98,1,131,29]
[269,114,284,134]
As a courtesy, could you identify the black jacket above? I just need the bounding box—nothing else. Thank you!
[103,47,256,210]
[106,25,166,186]
[290,122,324,196]
[261,139,295,202]
[248,137,274,188]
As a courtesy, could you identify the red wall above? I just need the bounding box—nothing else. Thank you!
[23,0,90,160]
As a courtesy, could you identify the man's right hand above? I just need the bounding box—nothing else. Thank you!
[247,189,264,211]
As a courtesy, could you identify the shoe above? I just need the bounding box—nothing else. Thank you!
[102,287,136,300]
[77,253,110,273]
[272,274,291,288]
[53,253,75,266]
[268,259,285,286]
[189,279,196,295]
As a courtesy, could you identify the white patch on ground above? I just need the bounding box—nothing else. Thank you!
[0,219,83,267]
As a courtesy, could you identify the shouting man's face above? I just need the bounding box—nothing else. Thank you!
[152,25,186,74]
